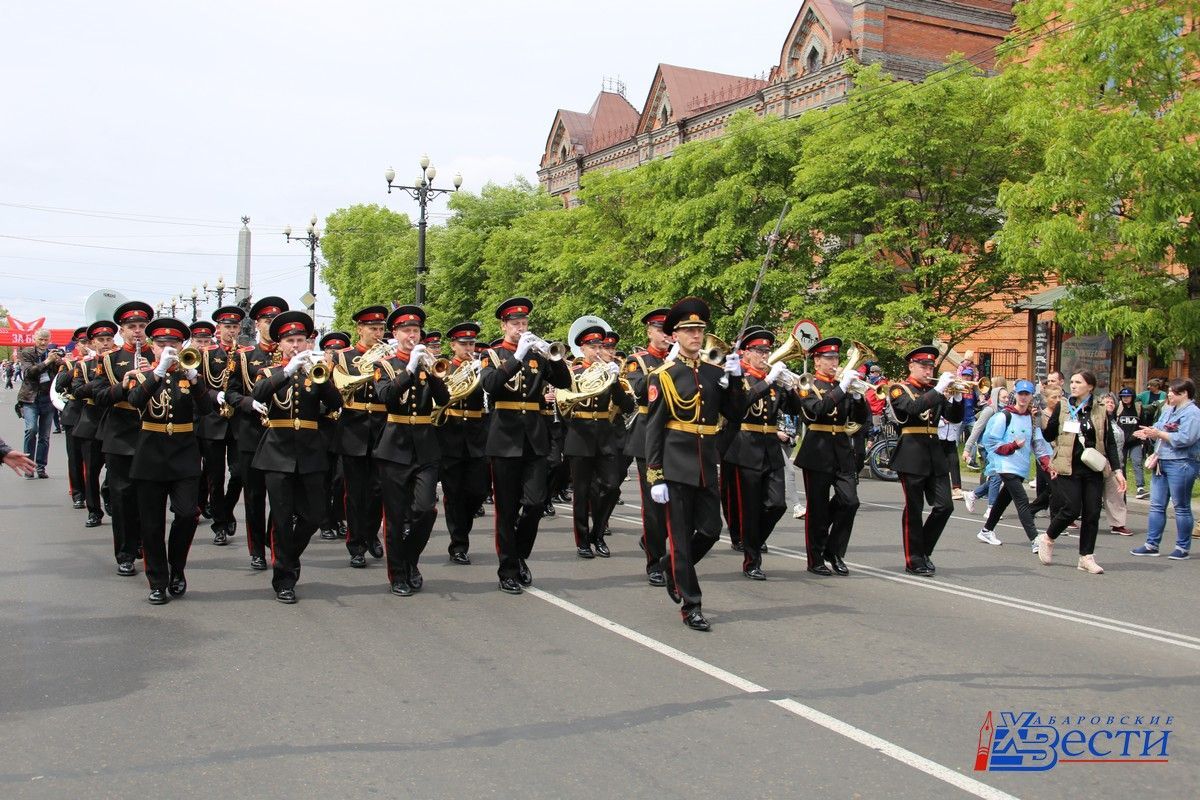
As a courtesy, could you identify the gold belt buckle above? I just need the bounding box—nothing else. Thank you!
[293,418,301,430]
[166,422,174,436]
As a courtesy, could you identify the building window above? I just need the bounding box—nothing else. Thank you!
[807,46,822,73]
[560,145,569,162]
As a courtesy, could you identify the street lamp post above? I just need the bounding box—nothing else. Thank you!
[187,286,201,322]
[384,156,462,306]
[284,215,320,315]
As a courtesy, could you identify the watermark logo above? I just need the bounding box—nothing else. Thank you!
[974,711,1172,771]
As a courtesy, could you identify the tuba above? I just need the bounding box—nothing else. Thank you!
[556,362,615,416]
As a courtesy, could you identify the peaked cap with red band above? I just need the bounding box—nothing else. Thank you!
[269,310,315,341]
[114,300,154,325]
[190,320,216,337]
[641,308,669,328]
[353,305,389,325]
[574,325,606,347]
[146,317,190,342]
[495,296,533,321]
[319,331,351,350]
[421,330,442,345]
[904,345,940,365]
[447,322,481,342]
[249,296,289,321]
[810,336,842,357]
[72,326,89,341]
[602,330,620,346]
[740,327,776,350]
[387,305,425,330]
[87,320,117,339]
[212,305,246,324]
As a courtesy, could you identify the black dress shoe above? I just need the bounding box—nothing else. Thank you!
[829,556,849,576]
[905,564,934,577]
[36,468,48,479]
[517,559,533,586]
[390,580,413,597]
[369,538,384,559]
[760,543,769,553]
[225,521,236,538]
[103,499,112,516]
[473,506,485,518]
[542,501,556,517]
[683,610,711,631]
[484,494,493,505]
[276,588,297,604]
[743,567,767,581]
[406,564,424,592]
[320,528,337,540]
[498,578,523,595]
[577,545,595,559]
[202,503,213,519]
[450,551,471,565]
[147,588,169,605]
[594,540,611,558]
[807,563,833,576]
[730,541,744,552]
[924,558,936,574]
[250,555,268,571]
[168,574,187,597]
[213,530,229,546]
[647,570,666,587]
[85,513,102,528]
[349,554,367,568]
[72,498,85,510]
[337,522,348,538]
[117,561,136,577]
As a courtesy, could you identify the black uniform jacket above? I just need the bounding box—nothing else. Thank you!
[435,357,488,459]
[251,363,343,474]
[373,352,450,466]
[69,356,106,440]
[563,360,635,458]
[127,364,212,481]
[90,343,155,457]
[198,343,238,441]
[794,372,869,475]
[623,347,668,459]
[722,365,799,471]
[333,344,387,457]
[888,378,963,475]
[54,356,85,428]
[479,341,571,458]
[646,356,745,489]
[226,343,278,453]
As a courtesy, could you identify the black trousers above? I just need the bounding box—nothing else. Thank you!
[637,458,668,574]
[898,470,953,569]
[105,453,141,563]
[64,428,84,501]
[720,461,742,546]
[569,454,622,547]
[1028,461,1052,513]
[730,463,787,572]
[81,438,105,515]
[941,440,962,488]
[237,450,270,559]
[1046,470,1104,556]
[441,454,489,555]
[203,437,242,530]
[264,470,324,592]
[984,472,1039,541]
[490,450,549,581]
[802,468,860,568]
[341,454,382,557]
[137,477,199,590]
[321,454,344,530]
[661,481,721,613]
[378,460,439,583]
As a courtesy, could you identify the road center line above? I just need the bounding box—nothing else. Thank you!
[526,586,1021,800]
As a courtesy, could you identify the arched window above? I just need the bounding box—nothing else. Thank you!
[659,103,671,128]
[807,46,822,73]
[560,145,569,162]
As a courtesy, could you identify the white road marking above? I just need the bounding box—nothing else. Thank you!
[527,586,1021,800]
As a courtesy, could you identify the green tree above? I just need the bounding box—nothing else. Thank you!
[320,204,417,332]
[998,0,1200,362]
[788,61,1036,369]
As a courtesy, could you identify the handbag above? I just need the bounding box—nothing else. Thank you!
[1078,434,1108,472]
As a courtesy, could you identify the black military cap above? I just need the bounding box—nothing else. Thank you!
[249,296,289,321]
[146,317,190,343]
[87,320,117,339]
[662,296,710,335]
[213,305,246,325]
[387,305,425,330]
[72,326,88,341]
[489,337,505,348]
[269,310,315,341]
[904,345,940,365]
[741,328,776,350]
[810,337,842,357]
[602,330,620,346]
[495,296,533,321]
[641,308,670,328]
[190,320,216,337]
[353,305,389,325]
[574,325,606,347]
[114,300,154,325]
[319,331,351,350]
[447,322,481,343]
[421,330,442,346]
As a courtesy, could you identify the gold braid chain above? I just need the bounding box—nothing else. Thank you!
[658,368,700,424]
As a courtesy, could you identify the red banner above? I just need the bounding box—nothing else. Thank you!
[0,316,76,347]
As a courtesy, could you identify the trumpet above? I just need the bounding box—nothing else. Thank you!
[419,351,452,379]
[948,379,983,394]
[178,346,202,370]
[305,350,329,383]
[527,335,567,361]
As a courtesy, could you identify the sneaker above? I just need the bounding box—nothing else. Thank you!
[1077,554,1104,574]
[793,503,806,519]
[1135,486,1148,500]
[963,491,977,513]
[1031,540,1040,554]
[1110,526,1133,536]
[1037,533,1054,565]
[1168,548,1190,561]
[1130,545,1160,556]
[951,488,964,500]
[977,529,1002,546]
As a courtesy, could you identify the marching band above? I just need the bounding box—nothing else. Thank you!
[51,292,991,631]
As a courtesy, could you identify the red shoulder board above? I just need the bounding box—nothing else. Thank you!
[238,345,255,352]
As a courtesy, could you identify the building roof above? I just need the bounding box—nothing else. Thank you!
[542,91,638,167]
[638,63,768,133]
[1013,285,1072,312]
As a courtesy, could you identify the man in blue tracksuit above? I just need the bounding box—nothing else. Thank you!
[976,380,1052,549]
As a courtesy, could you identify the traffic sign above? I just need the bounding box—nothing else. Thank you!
[793,319,820,352]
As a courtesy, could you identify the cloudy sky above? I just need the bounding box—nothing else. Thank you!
[3,0,801,329]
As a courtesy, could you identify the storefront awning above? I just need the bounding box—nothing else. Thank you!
[1013,285,1072,312]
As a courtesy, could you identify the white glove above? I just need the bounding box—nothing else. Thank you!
[851,391,863,401]
[216,391,226,407]
[407,344,426,374]
[650,484,670,504]
[765,362,786,385]
[251,400,268,415]
[154,347,176,377]
[607,361,620,375]
[514,332,537,361]
[284,354,304,376]
[724,352,743,376]
[666,341,680,361]
[185,368,199,382]
[934,371,954,394]
[838,370,855,392]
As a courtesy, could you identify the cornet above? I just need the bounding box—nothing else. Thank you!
[306,350,329,383]
[526,335,567,361]
[178,346,202,370]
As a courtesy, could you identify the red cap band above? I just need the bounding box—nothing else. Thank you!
[118,310,149,322]
[256,306,282,318]
[645,314,666,325]
[277,321,306,337]
[92,326,115,336]
[216,313,241,323]
[580,332,604,344]
[502,305,529,317]
[392,314,421,327]
[149,327,181,339]
[812,344,839,355]
[451,330,475,340]
[358,312,386,322]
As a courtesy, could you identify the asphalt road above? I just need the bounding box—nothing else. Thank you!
[1,394,1196,799]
